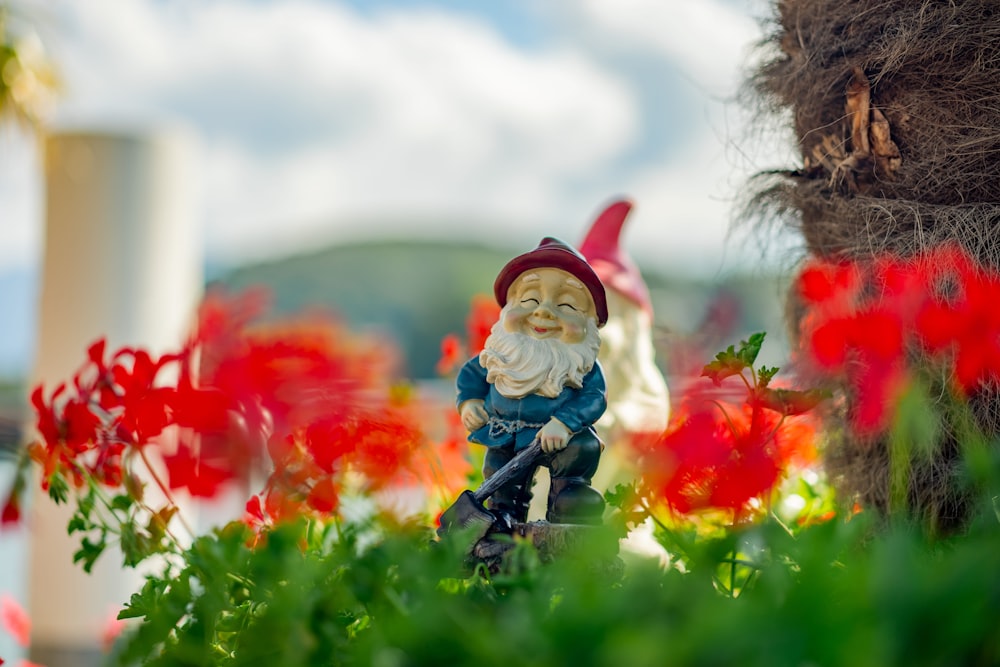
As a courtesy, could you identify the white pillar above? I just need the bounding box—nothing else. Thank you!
[28,130,201,664]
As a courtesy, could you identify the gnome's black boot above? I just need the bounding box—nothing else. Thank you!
[547,477,605,525]
[483,446,536,528]
[545,431,603,524]
[486,479,533,529]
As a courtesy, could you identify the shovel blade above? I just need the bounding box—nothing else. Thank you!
[437,489,495,542]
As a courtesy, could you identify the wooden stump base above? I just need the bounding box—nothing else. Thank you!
[469,520,623,576]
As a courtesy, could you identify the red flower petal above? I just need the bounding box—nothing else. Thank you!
[435,334,465,376]
[808,319,850,369]
[306,477,339,514]
[0,595,31,647]
[162,449,232,498]
[1,492,21,526]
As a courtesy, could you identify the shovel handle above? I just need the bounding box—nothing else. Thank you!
[473,439,543,504]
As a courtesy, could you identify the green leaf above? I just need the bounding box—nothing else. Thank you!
[757,366,779,388]
[702,345,747,386]
[737,332,767,366]
[110,493,134,513]
[66,511,89,534]
[891,379,942,465]
[604,481,638,510]
[73,535,107,574]
[702,333,769,386]
[118,578,170,620]
[119,522,159,568]
[758,388,830,416]
[47,473,70,504]
[147,505,178,544]
[78,487,96,518]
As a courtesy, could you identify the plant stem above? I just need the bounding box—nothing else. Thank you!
[137,447,196,539]
[709,400,742,439]
[639,495,670,534]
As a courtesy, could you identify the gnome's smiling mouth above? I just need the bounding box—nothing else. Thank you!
[530,324,559,337]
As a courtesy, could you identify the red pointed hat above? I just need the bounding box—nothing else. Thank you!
[578,198,652,316]
[494,237,609,327]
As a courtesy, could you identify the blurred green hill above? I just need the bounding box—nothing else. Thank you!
[214,239,792,380]
[0,238,791,451]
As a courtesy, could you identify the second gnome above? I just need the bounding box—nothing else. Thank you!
[456,237,608,527]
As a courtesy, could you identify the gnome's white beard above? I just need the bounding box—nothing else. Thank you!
[479,313,601,399]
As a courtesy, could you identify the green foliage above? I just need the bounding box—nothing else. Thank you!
[105,489,1000,667]
[30,325,1000,666]
[60,476,177,573]
[702,332,767,386]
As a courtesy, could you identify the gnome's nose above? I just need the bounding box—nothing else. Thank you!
[533,301,557,319]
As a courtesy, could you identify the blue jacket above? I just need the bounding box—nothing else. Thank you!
[456,357,607,450]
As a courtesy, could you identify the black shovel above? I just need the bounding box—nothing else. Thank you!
[437,438,543,542]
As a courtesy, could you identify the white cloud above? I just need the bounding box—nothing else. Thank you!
[46,0,641,264]
[540,0,795,274]
[572,0,762,93]
[0,0,781,278]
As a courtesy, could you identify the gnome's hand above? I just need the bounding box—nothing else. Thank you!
[538,418,571,453]
[459,399,488,431]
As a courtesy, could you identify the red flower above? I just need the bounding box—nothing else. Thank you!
[306,477,339,514]
[435,334,465,376]
[807,309,904,371]
[797,260,861,306]
[435,295,501,377]
[796,254,925,433]
[170,381,230,433]
[30,384,64,447]
[801,245,1000,407]
[771,413,820,470]
[162,448,233,498]
[109,350,175,442]
[406,409,474,506]
[637,361,823,518]
[0,492,19,526]
[641,405,784,515]
[302,418,356,473]
[28,382,108,484]
[28,287,431,535]
[466,294,500,355]
[244,495,265,523]
[916,254,1000,392]
[0,595,30,647]
[350,415,422,487]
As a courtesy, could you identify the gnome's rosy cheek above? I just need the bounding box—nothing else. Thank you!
[501,303,531,334]
[558,317,586,343]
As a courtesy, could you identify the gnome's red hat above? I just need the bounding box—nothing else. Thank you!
[578,198,652,316]
[494,237,609,327]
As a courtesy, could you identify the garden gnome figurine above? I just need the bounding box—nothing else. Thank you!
[578,198,670,449]
[456,237,608,526]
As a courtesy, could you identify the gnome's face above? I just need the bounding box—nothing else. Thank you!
[501,268,597,344]
[481,266,601,399]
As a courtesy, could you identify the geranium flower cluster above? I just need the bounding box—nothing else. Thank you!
[435,294,500,375]
[796,244,1000,433]
[3,289,425,535]
[634,334,821,520]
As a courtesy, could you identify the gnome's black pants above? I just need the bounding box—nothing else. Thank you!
[483,431,605,525]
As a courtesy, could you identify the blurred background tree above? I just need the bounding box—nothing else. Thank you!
[0,2,58,130]
[0,1,58,453]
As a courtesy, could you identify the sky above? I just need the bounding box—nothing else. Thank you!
[0,0,797,375]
